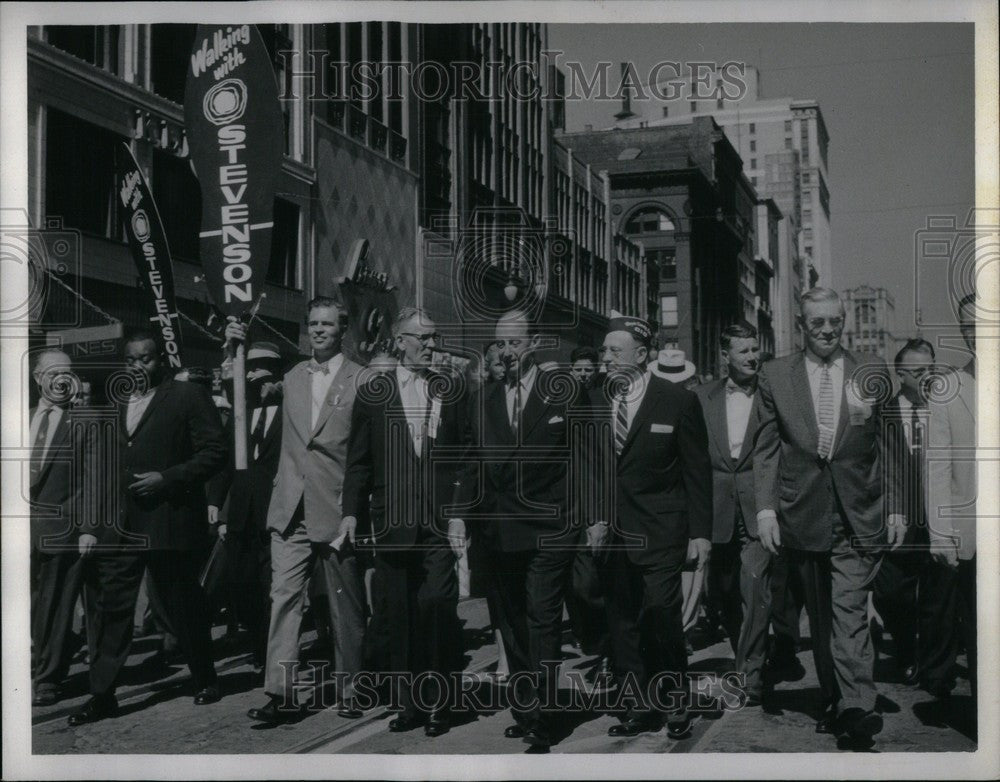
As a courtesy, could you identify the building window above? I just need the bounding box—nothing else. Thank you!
[46,25,120,74]
[750,140,756,153]
[660,295,678,327]
[802,172,811,183]
[750,158,757,168]
[44,108,125,238]
[149,24,197,103]
[267,197,300,288]
[784,120,792,132]
[624,206,675,235]
[647,248,676,280]
[749,122,756,134]
[751,176,757,187]
[717,97,724,109]
[690,101,697,113]
[784,137,792,149]
[662,106,669,118]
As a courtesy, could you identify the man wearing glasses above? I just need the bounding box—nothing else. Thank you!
[753,287,905,743]
[342,308,472,737]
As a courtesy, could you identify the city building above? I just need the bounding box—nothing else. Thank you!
[842,284,896,359]
[612,66,830,290]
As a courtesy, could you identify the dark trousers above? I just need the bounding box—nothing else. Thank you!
[493,546,575,733]
[710,513,772,696]
[377,529,460,717]
[84,549,218,697]
[226,529,272,665]
[565,540,610,657]
[600,544,689,718]
[31,548,84,690]
[872,550,956,688]
[789,514,880,714]
[770,548,804,661]
[957,558,976,695]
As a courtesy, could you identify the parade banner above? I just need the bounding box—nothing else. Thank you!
[117,144,184,367]
[183,24,284,316]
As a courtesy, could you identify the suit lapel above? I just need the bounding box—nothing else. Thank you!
[706,380,735,469]
[34,407,71,482]
[488,382,515,447]
[620,376,657,458]
[791,353,820,445]
[123,382,168,440]
[519,373,551,440]
[735,392,760,466]
[311,358,356,438]
[832,351,855,455]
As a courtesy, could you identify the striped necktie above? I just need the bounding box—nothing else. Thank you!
[30,407,52,483]
[510,382,522,436]
[614,390,629,456]
[816,363,834,459]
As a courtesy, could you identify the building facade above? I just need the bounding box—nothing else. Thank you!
[842,284,896,359]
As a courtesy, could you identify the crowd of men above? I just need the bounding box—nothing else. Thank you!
[28,285,978,749]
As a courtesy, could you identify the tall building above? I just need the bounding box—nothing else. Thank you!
[842,285,896,359]
[612,66,830,290]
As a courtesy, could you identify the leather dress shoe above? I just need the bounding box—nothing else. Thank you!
[504,724,526,739]
[194,684,221,705]
[68,695,119,726]
[522,727,551,748]
[840,707,883,739]
[666,711,693,740]
[337,698,364,719]
[389,714,422,733]
[815,708,839,735]
[425,711,450,737]
[608,716,658,737]
[247,697,299,725]
[744,691,763,708]
[902,664,920,686]
[33,687,60,707]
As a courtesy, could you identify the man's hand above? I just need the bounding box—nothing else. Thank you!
[586,522,609,555]
[886,513,908,550]
[217,523,228,542]
[207,505,219,525]
[129,472,165,497]
[224,317,247,346]
[447,518,466,558]
[687,537,711,571]
[757,511,781,555]
[930,542,959,569]
[333,515,357,550]
[79,534,98,557]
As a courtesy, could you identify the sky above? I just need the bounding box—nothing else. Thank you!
[549,23,976,363]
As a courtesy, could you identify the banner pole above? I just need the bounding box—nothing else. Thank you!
[232,342,248,470]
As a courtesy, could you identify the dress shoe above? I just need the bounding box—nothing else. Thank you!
[425,712,450,737]
[923,679,954,699]
[32,686,60,707]
[666,711,693,740]
[504,724,526,739]
[67,695,119,726]
[608,715,658,737]
[193,684,221,705]
[247,697,300,725]
[840,707,883,739]
[744,691,763,708]
[815,708,839,735]
[522,727,551,748]
[337,698,364,719]
[389,714,422,733]
[902,663,920,686]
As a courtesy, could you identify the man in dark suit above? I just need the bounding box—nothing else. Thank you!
[587,316,713,739]
[694,324,771,707]
[342,307,471,737]
[209,341,285,673]
[473,308,582,749]
[29,349,87,706]
[753,287,906,741]
[68,331,227,725]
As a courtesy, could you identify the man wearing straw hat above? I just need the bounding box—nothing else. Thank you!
[588,315,713,739]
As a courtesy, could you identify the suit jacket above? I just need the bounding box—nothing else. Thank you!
[342,370,474,548]
[29,406,87,552]
[266,355,362,543]
[882,397,929,548]
[694,378,765,543]
[753,349,903,552]
[589,374,713,564]
[110,378,227,550]
[473,367,583,552]
[927,367,976,559]
[212,402,283,535]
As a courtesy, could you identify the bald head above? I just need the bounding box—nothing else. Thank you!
[32,349,75,406]
[495,309,538,381]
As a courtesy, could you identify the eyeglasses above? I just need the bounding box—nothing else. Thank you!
[898,366,932,379]
[399,332,439,345]
[806,317,844,331]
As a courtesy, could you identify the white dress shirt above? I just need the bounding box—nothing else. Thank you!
[397,363,430,455]
[804,349,844,454]
[613,371,652,433]
[725,378,756,459]
[506,363,538,425]
[126,388,156,435]
[895,395,927,452]
[29,398,64,462]
[309,353,344,429]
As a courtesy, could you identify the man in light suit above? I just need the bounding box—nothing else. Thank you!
[694,324,771,707]
[927,292,977,703]
[754,287,906,742]
[29,349,87,706]
[233,297,367,725]
[588,316,713,739]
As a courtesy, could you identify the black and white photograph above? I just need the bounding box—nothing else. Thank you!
[1,1,997,778]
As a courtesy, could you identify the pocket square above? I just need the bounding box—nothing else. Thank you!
[548,415,564,424]
[650,423,674,434]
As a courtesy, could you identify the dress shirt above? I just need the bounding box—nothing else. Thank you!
[612,371,652,433]
[126,387,157,435]
[396,363,430,455]
[29,397,64,463]
[308,353,344,429]
[895,394,927,452]
[250,405,278,459]
[505,363,538,424]
[725,377,756,459]
[804,348,844,455]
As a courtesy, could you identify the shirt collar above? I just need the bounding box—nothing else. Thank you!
[36,396,59,413]
[308,353,341,375]
[510,363,537,392]
[804,348,844,373]
[396,363,426,386]
[725,376,757,395]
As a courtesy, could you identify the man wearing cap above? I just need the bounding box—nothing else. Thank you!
[693,324,771,707]
[753,287,906,741]
[209,341,285,674]
[589,315,713,739]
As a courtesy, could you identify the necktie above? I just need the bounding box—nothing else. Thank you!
[31,407,52,482]
[615,391,629,456]
[510,383,522,436]
[910,406,924,454]
[250,407,267,461]
[816,363,834,459]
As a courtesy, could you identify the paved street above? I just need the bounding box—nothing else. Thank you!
[33,597,976,755]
